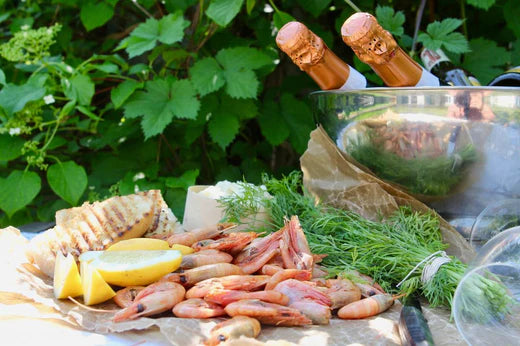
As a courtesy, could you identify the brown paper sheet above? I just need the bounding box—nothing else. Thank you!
[300,126,475,263]
[0,227,465,345]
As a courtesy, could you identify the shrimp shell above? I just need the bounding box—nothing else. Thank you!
[205,289,289,306]
[186,275,270,299]
[167,223,236,247]
[173,298,226,319]
[224,299,312,326]
[180,249,233,269]
[161,263,244,286]
[264,269,312,290]
[204,316,261,346]
[337,294,399,319]
[113,286,145,308]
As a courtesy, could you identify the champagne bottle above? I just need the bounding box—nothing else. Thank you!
[420,48,480,86]
[276,21,369,90]
[341,12,440,87]
[488,66,520,86]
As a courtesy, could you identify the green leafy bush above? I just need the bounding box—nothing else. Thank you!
[0,0,518,227]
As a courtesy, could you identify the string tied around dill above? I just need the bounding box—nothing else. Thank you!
[396,250,452,287]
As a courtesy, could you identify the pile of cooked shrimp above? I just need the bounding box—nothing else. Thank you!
[112,215,398,345]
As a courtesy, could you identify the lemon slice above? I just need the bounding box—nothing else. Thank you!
[81,261,116,305]
[107,238,170,251]
[91,250,182,286]
[78,251,104,263]
[170,244,195,255]
[53,252,83,299]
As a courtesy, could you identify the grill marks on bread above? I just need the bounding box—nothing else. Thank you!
[27,192,163,277]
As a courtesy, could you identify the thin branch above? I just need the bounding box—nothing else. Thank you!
[344,0,362,12]
[411,0,428,56]
[132,0,154,19]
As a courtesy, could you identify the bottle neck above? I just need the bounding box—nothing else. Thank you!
[369,46,426,87]
[304,48,367,90]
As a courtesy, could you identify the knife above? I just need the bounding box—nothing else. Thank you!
[398,295,435,346]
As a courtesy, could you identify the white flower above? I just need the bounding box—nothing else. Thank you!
[274,59,280,65]
[134,184,140,193]
[118,136,127,143]
[63,79,70,88]
[263,4,274,13]
[21,25,30,31]
[133,172,145,182]
[43,95,55,104]
[65,65,73,73]
[89,186,95,190]
[9,128,21,136]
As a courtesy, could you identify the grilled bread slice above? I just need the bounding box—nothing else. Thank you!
[139,190,184,238]
[26,193,156,277]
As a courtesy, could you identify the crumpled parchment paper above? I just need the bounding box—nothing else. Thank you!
[300,126,475,264]
[0,226,465,345]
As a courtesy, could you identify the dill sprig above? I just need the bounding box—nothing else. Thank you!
[219,171,514,320]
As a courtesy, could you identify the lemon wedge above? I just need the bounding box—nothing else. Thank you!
[107,238,170,251]
[90,250,182,286]
[81,261,116,305]
[53,252,83,299]
[170,244,195,255]
[78,251,104,263]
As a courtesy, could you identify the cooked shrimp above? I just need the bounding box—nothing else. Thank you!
[312,264,329,278]
[205,316,261,346]
[186,275,270,299]
[205,289,289,306]
[167,223,236,246]
[265,251,285,268]
[192,232,258,254]
[234,229,284,274]
[279,216,313,270]
[345,270,386,296]
[274,279,332,307]
[181,250,233,269]
[264,269,312,290]
[173,298,226,318]
[337,294,405,319]
[289,300,331,325]
[113,282,185,322]
[324,279,362,309]
[260,264,283,276]
[113,286,145,308]
[274,279,332,325]
[161,263,244,286]
[224,299,312,326]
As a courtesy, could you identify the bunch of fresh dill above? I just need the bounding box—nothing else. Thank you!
[219,171,513,319]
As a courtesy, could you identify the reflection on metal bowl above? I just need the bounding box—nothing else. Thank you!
[309,87,520,220]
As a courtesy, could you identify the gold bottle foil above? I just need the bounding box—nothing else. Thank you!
[276,22,352,90]
[341,13,423,87]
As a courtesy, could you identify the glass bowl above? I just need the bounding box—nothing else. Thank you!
[309,87,520,220]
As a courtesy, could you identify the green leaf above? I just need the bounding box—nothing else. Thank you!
[246,0,256,14]
[280,93,315,154]
[111,79,143,109]
[375,5,405,37]
[165,169,199,189]
[47,161,88,206]
[124,78,200,138]
[122,13,189,58]
[0,67,5,86]
[467,0,495,10]
[297,0,332,17]
[258,99,290,146]
[0,134,25,161]
[0,170,41,218]
[158,12,190,44]
[216,47,273,70]
[76,105,102,121]
[418,18,470,54]
[94,62,119,74]
[64,74,95,106]
[462,38,510,84]
[223,69,259,99]
[0,82,45,117]
[190,57,225,96]
[208,109,240,149]
[504,0,520,38]
[80,1,116,31]
[273,11,295,30]
[206,0,244,27]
